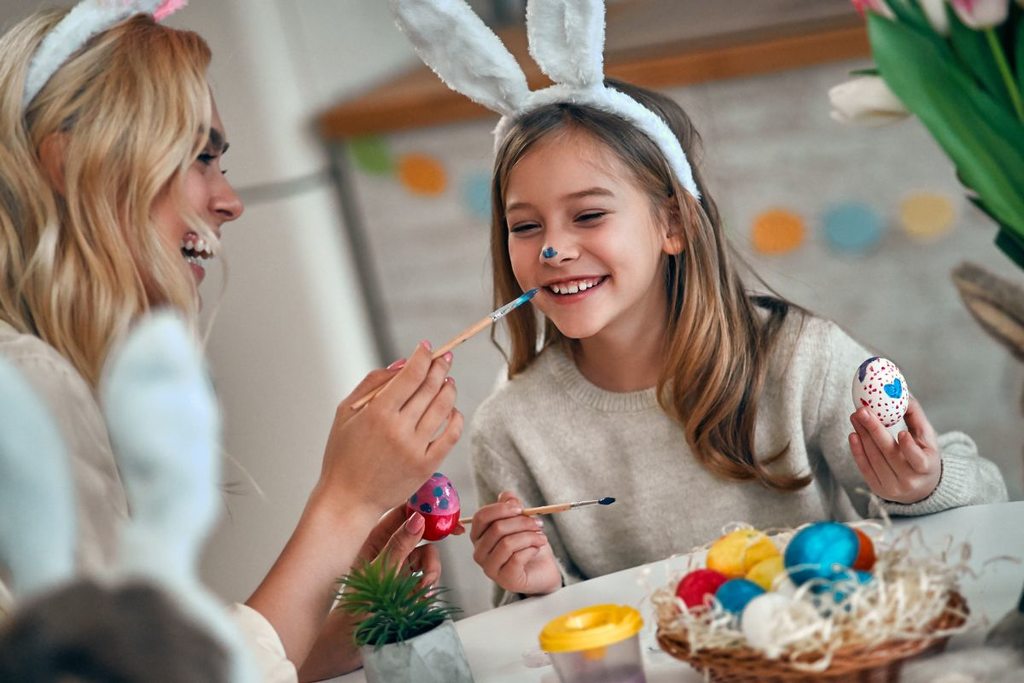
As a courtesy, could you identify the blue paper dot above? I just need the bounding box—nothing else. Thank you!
[434,486,444,497]
[822,202,884,255]
[462,172,491,219]
[420,503,432,514]
[410,494,418,504]
[439,499,450,510]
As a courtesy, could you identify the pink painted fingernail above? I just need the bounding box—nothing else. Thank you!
[444,376,455,385]
[421,339,432,351]
[405,512,424,533]
[387,358,407,370]
[442,351,453,363]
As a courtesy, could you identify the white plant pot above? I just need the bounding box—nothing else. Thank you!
[361,619,474,683]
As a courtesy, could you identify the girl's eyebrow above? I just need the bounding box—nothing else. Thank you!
[506,187,614,213]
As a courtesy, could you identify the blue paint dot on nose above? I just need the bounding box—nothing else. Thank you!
[542,247,557,258]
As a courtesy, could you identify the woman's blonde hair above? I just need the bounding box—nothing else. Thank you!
[0,11,215,387]
[490,79,811,492]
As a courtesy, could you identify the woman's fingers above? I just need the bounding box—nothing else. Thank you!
[416,376,457,439]
[373,341,434,411]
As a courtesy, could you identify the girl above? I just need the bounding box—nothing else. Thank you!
[0,5,461,680]
[467,79,1008,603]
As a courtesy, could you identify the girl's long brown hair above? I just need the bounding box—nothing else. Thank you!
[489,79,811,492]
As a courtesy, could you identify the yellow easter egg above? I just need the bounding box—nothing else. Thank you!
[707,529,780,578]
[746,555,785,591]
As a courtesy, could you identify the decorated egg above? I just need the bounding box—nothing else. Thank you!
[783,522,859,587]
[746,555,785,591]
[715,578,765,613]
[740,592,792,651]
[675,568,729,610]
[406,472,460,541]
[852,357,909,428]
[851,527,876,571]
[707,529,780,578]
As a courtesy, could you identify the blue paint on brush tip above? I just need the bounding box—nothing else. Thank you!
[598,497,615,505]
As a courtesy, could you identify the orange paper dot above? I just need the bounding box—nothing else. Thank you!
[900,192,955,241]
[852,527,876,571]
[751,209,805,254]
[398,154,447,196]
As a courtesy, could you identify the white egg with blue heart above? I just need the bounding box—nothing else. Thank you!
[851,357,909,428]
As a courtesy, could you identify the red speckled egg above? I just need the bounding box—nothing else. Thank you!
[675,568,729,610]
[852,357,909,428]
[851,527,876,571]
[406,472,460,541]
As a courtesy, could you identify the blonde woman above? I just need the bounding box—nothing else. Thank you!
[0,7,461,681]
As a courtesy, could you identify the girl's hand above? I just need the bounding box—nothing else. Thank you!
[848,398,941,504]
[470,491,561,597]
[316,341,463,518]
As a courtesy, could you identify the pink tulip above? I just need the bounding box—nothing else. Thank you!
[851,0,895,18]
[949,0,1010,28]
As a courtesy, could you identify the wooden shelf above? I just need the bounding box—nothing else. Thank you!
[317,9,869,141]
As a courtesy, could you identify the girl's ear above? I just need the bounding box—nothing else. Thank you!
[660,197,686,256]
[38,133,67,195]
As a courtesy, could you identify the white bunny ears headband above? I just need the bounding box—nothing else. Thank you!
[0,313,255,683]
[22,0,189,111]
[389,0,701,200]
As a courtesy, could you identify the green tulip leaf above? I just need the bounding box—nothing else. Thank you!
[886,0,932,35]
[1017,10,1024,93]
[869,13,1024,245]
[996,228,1024,269]
[946,5,1013,109]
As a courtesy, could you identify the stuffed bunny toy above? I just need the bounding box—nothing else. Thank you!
[901,262,1024,682]
[0,312,256,682]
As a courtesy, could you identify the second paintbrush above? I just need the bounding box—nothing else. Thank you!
[351,288,539,410]
[457,497,616,525]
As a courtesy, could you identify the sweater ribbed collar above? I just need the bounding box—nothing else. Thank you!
[544,345,660,413]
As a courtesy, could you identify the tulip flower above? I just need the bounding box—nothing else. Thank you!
[919,0,950,34]
[851,0,895,18]
[829,76,910,126]
[949,0,1010,28]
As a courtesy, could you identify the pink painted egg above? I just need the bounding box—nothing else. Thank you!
[852,357,909,428]
[406,472,460,541]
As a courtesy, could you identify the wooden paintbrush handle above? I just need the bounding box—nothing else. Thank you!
[458,502,572,525]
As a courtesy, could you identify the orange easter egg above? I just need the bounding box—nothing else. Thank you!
[852,527,876,571]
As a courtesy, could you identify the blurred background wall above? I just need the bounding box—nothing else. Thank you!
[2,0,1021,621]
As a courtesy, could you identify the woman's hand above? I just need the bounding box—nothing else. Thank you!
[470,491,561,597]
[316,341,463,517]
[297,507,440,681]
[848,398,941,504]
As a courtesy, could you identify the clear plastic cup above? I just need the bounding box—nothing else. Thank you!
[538,604,646,683]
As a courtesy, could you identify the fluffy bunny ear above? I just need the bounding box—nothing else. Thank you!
[390,0,529,117]
[526,0,605,87]
[0,359,75,600]
[101,312,257,683]
[100,312,220,579]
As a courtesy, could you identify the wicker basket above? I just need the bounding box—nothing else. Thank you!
[656,592,968,683]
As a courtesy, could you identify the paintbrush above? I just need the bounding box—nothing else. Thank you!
[351,288,539,410]
[457,497,615,525]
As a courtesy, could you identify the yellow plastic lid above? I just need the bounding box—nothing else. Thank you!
[539,604,643,653]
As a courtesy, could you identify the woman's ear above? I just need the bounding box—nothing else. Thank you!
[38,133,67,195]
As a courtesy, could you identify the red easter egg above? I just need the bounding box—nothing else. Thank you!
[852,527,876,571]
[675,568,729,609]
[407,472,461,541]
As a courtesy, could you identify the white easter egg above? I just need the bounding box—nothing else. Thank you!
[851,357,909,428]
[740,592,792,651]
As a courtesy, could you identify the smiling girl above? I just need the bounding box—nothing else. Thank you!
[467,80,1008,604]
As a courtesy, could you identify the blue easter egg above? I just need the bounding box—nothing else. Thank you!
[830,568,873,604]
[715,578,765,613]
[784,522,859,587]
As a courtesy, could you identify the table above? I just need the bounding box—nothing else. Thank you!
[332,501,1024,682]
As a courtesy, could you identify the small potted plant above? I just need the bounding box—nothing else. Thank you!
[335,553,473,683]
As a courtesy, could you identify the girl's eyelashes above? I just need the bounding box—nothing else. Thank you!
[576,211,607,223]
[508,222,540,234]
